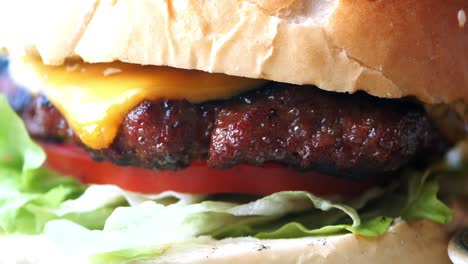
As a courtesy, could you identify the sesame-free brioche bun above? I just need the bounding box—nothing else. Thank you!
[0,0,467,104]
[0,220,451,264]
[0,2,462,263]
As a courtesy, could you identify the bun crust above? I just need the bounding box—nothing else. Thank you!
[0,0,467,103]
[0,221,451,264]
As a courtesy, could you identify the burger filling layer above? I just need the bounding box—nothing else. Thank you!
[2,59,446,181]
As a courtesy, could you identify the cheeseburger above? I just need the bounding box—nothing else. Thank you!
[0,0,467,263]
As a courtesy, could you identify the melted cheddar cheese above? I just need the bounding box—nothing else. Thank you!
[14,58,266,149]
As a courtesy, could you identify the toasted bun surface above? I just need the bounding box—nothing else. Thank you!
[0,221,451,264]
[0,0,467,104]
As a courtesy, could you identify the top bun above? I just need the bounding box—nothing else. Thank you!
[0,0,467,103]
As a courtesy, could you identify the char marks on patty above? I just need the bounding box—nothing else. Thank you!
[11,82,445,179]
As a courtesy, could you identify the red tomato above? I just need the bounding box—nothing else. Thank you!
[41,143,377,196]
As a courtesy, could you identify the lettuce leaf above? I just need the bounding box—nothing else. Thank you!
[0,95,456,262]
[402,172,453,224]
[0,96,85,234]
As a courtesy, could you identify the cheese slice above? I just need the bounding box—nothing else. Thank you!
[12,58,266,149]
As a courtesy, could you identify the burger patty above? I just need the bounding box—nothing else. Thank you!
[13,82,445,179]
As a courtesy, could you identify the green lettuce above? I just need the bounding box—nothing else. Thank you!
[0,95,456,262]
[0,96,86,234]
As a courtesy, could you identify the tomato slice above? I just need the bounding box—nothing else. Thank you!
[41,143,377,196]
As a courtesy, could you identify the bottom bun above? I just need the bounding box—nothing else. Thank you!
[0,220,450,264]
